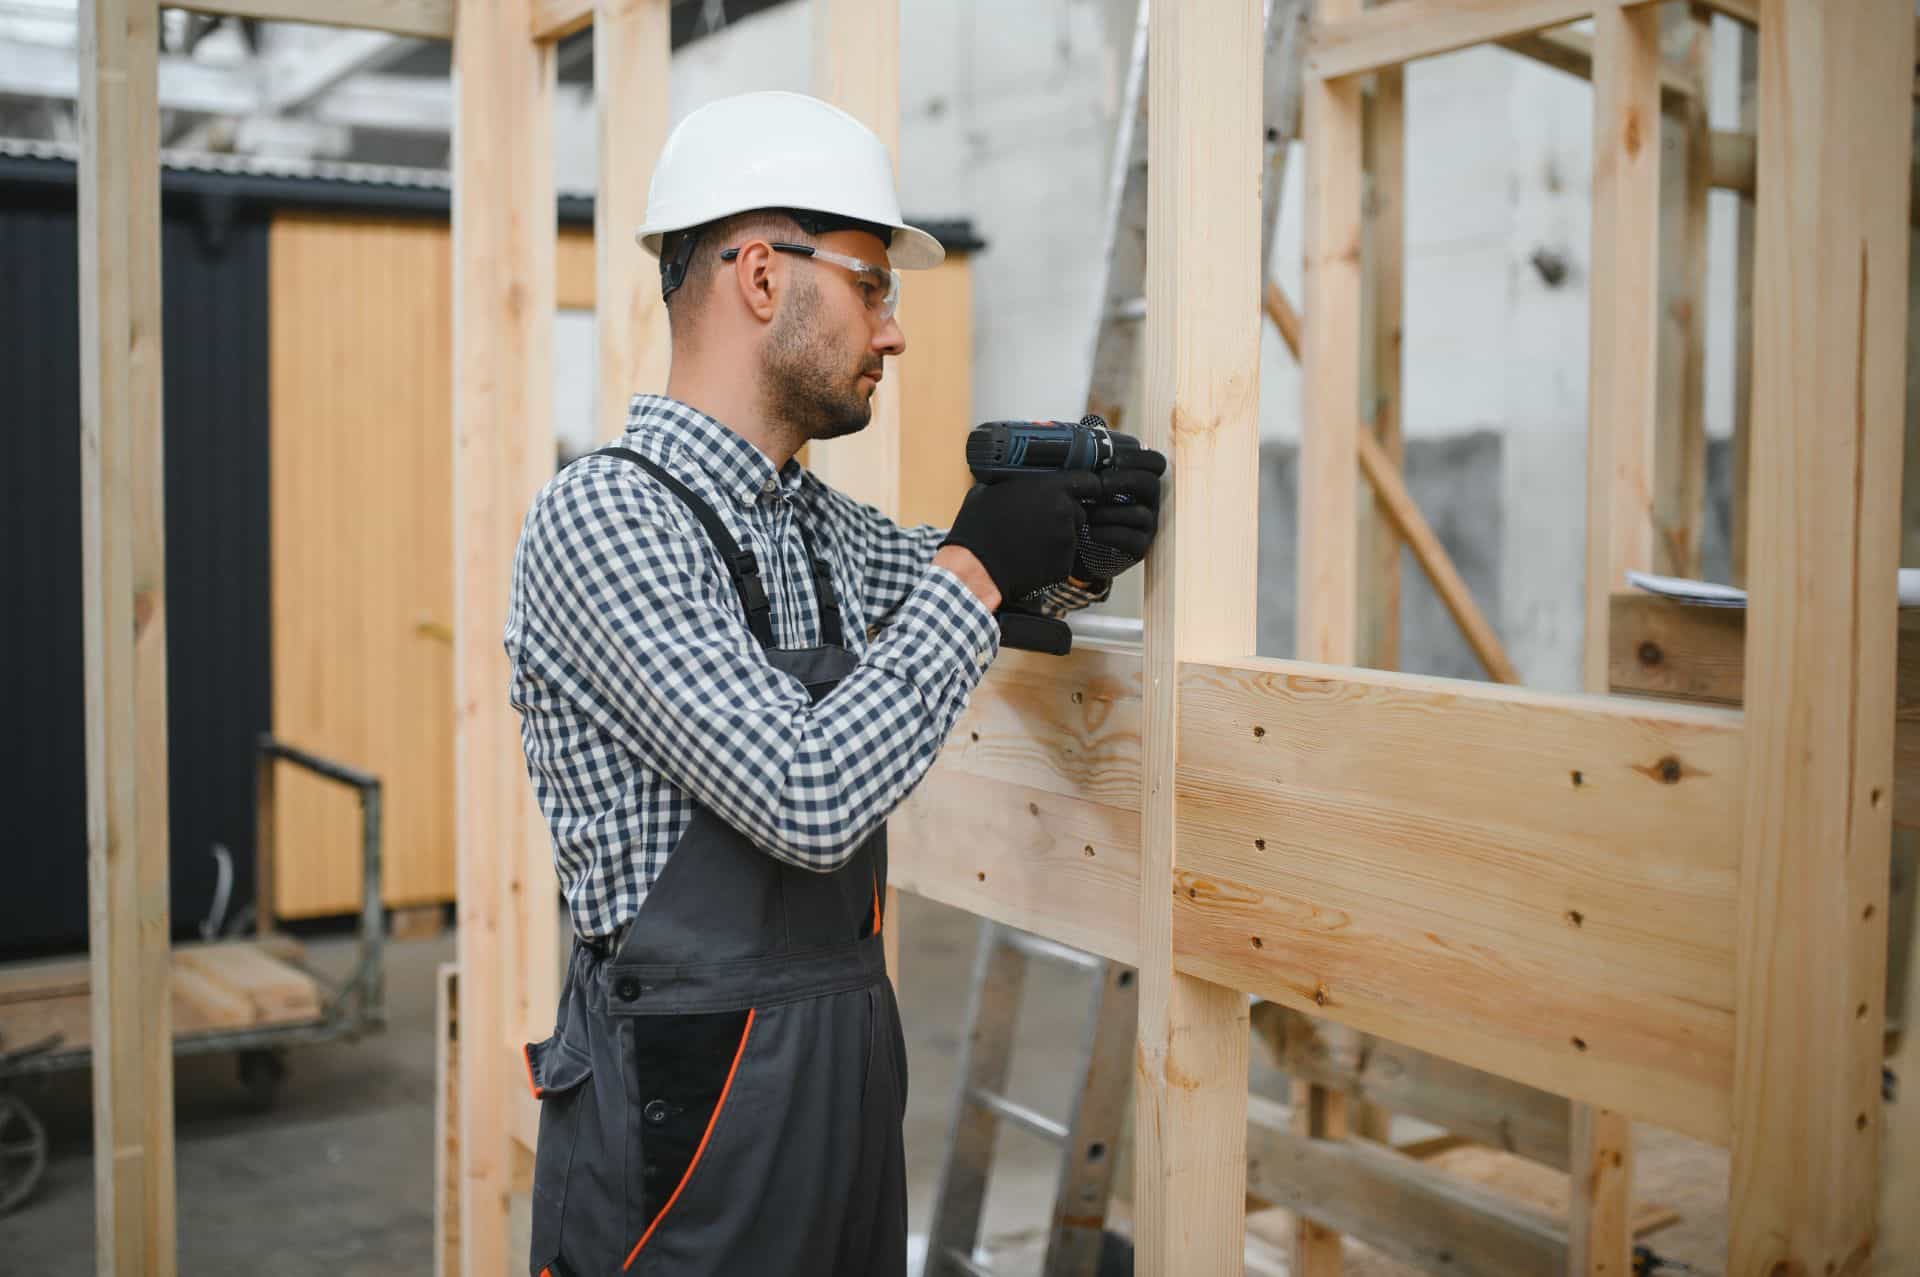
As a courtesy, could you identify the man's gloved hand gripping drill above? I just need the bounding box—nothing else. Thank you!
[503,90,1164,1277]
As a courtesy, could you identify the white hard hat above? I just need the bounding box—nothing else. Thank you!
[635,90,945,270]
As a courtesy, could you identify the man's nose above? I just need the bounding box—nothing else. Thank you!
[873,314,906,358]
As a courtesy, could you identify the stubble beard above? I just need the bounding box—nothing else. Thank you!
[760,276,877,446]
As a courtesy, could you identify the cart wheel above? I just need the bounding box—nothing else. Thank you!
[236,1048,288,1110]
[0,1093,48,1216]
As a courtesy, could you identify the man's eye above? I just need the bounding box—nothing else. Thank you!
[857,279,881,305]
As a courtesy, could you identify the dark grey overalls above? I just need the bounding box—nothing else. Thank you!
[523,447,909,1277]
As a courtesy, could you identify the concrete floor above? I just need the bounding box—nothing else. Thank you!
[0,894,1731,1274]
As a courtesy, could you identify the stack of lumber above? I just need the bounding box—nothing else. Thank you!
[0,939,322,1055]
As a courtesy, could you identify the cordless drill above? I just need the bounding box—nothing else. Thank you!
[964,414,1143,655]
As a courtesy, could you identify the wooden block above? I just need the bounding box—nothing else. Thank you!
[1610,597,1920,832]
[175,943,322,1024]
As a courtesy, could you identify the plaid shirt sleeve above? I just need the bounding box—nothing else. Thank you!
[510,464,1000,873]
[808,486,1114,623]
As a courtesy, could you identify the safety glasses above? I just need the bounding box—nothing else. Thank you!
[719,241,901,321]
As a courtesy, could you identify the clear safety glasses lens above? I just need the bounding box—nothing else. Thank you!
[721,242,900,321]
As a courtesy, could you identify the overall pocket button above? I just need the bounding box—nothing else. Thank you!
[642,1099,672,1125]
[615,977,641,1002]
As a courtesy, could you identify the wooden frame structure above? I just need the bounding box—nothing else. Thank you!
[73,2,1911,1276]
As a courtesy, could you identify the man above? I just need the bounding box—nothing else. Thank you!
[507,91,1163,1277]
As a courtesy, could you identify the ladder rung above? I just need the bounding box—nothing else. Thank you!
[969,1087,1069,1142]
[1002,930,1102,972]
[942,1247,996,1277]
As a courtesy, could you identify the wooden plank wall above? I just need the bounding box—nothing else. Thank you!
[269,212,457,916]
[77,0,178,1270]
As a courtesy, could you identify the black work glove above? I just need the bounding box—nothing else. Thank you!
[1071,448,1167,583]
[941,471,1102,605]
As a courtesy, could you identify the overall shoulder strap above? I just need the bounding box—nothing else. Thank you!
[792,520,846,648]
[590,446,775,648]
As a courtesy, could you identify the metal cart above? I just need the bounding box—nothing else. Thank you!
[0,735,388,1214]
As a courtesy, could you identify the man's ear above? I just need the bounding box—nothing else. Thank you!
[730,242,780,323]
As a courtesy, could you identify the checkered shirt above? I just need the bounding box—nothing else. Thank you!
[506,394,1107,941]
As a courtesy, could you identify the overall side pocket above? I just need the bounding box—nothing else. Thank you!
[523,1034,595,1277]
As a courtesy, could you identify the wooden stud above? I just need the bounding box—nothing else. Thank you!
[451,0,555,1271]
[178,0,454,39]
[1583,1,1662,692]
[810,0,906,984]
[1651,7,1709,580]
[1298,7,1366,1266]
[1575,8,1662,1268]
[1731,1,1913,1270]
[1301,0,1364,670]
[594,0,671,442]
[78,0,178,1271]
[1358,60,1405,674]
[1134,2,1261,1273]
[1310,0,1598,82]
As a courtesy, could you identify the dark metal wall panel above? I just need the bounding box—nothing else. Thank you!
[0,180,271,958]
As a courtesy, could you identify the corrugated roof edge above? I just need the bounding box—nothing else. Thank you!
[0,136,988,253]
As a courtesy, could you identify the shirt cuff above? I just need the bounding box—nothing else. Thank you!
[866,564,1001,699]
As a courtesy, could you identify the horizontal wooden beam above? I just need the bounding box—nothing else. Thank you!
[1254,1002,1572,1169]
[1709,128,1920,228]
[1497,24,1698,114]
[1245,1095,1566,1274]
[531,0,592,43]
[1310,0,1595,81]
[1173,656,1744,1143]
[1356,428,1520,684]
[1609,595,1920,830]
[176,0,453,40]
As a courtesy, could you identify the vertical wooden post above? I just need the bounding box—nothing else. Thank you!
[1731,1,1913,1270]
[1652,7,1709,581]
[1300,0,1363,671]
[595,0,672,437]
[452,0,555,1271]
[811,0,905,981]
[1296,6,1364,1270]
[1135,1,1259,1274]
[78,1,177,1273]
[807,0,903,521]
[1358,62,1405,675]
[1573,6,1662,1273]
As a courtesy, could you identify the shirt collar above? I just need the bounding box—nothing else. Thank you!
[621,393,807,508]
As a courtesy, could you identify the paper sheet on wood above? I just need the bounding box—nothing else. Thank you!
[1627,569,1920,609]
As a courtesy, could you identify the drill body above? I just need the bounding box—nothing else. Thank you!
[961,415,1141,654]
[965,417,1143,488]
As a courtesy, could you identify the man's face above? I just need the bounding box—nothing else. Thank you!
[759,230,906,443]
